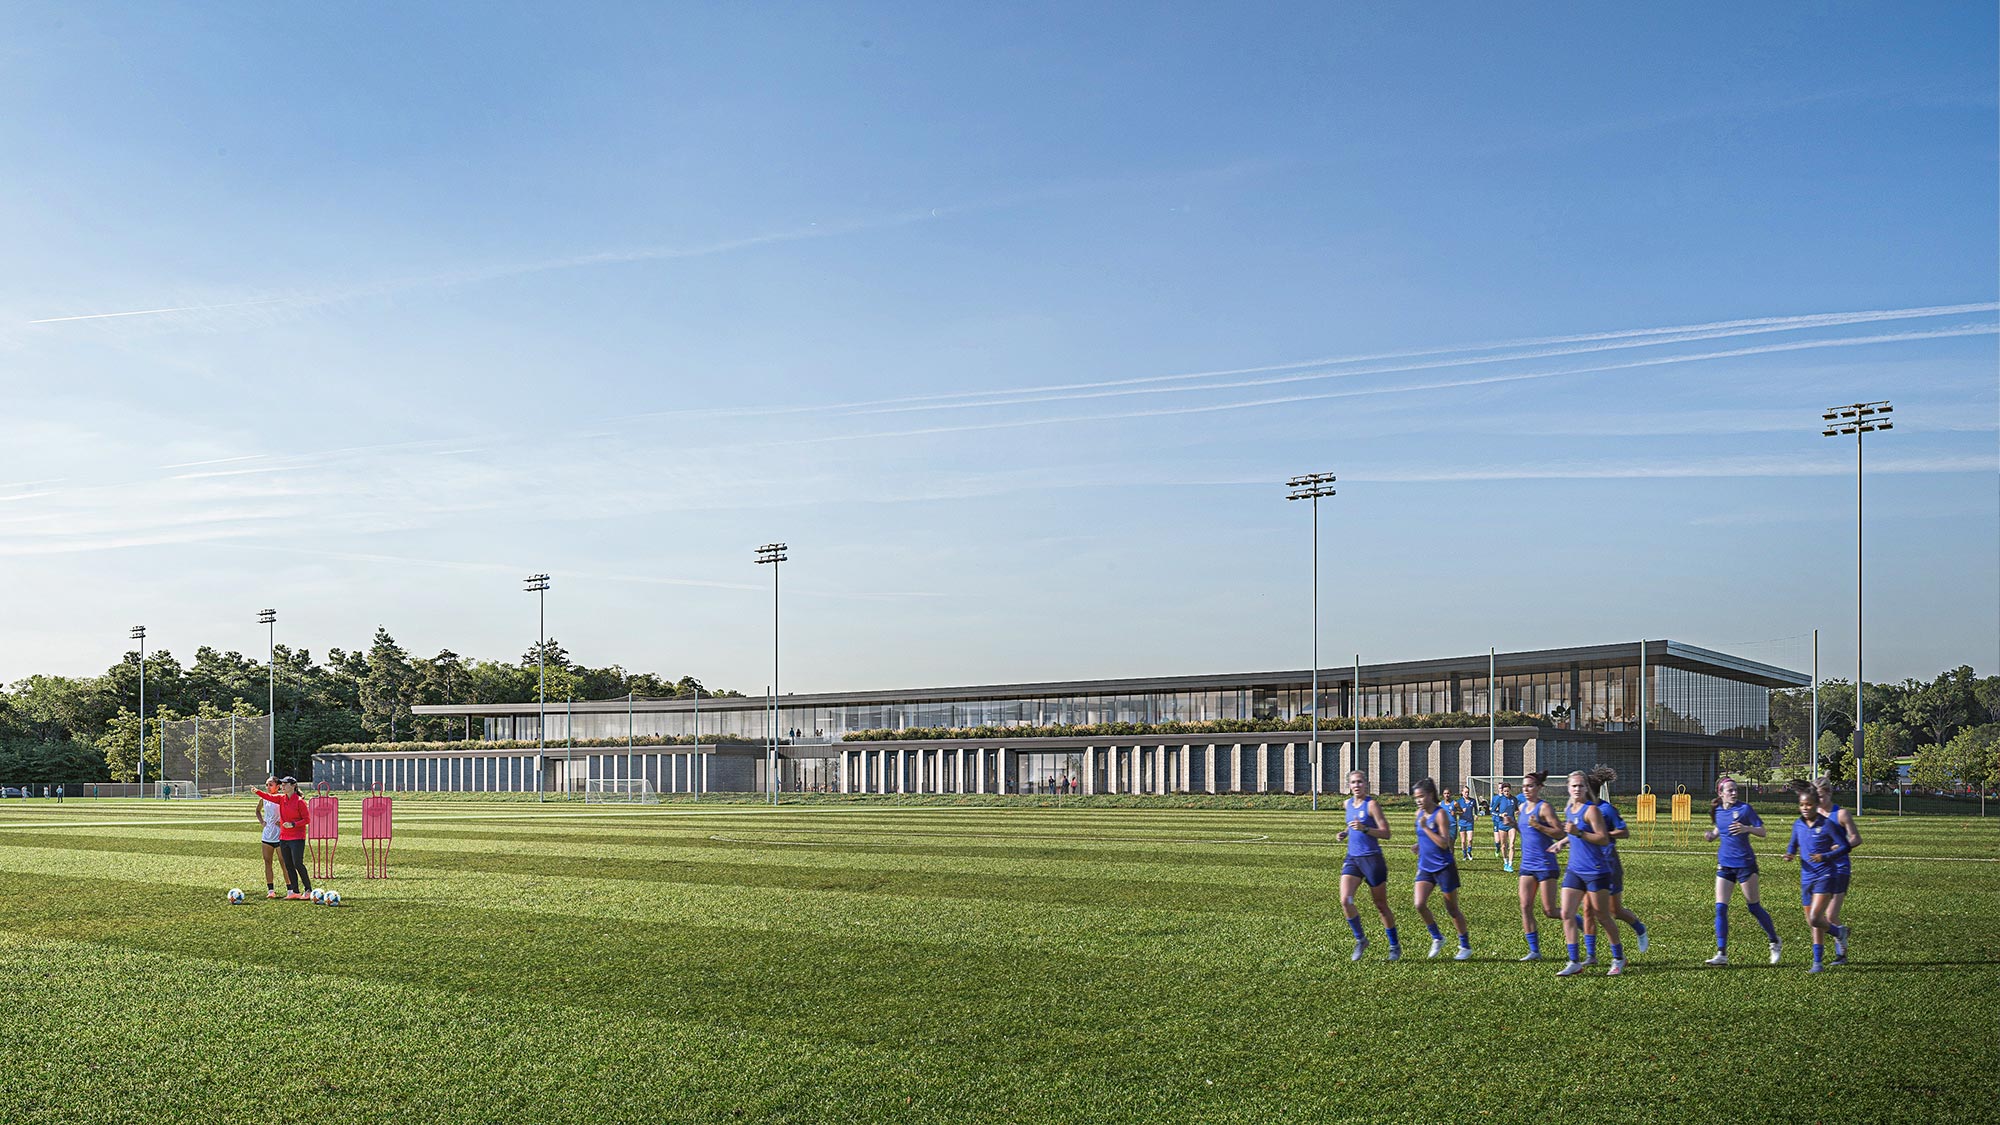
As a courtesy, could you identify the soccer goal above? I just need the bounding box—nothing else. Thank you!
[1465,775,1527,810]
[154,780,201,799]
[583,778,659,805]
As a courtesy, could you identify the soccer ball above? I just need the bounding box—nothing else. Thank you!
[323,890,341,906]
[227,888,245,905]
[310,888,326,904]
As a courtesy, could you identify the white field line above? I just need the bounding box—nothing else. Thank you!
[708,832,1272,846]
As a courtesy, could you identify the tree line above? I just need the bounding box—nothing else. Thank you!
[1745,665,2000,791]
[0,627,736,784]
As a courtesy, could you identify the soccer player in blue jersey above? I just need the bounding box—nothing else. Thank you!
[1409,778,1472,960]
[1784,781,1853,973]
[1813,779,1861,964]
[1337,770,1402,962]
[1445,788,1476,860]
[1590,769,1650,958]
[1702,776,1782,966]
[1489,782,1521,872]
[1513,771,1563,961]
[1555,770,1626,977]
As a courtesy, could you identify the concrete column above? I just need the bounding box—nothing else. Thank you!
[975,747,988,794]
[893,749,904,794]
[1154,745,1167,794]
[1083,747,1098,795]
[1203,745,1217,794]
[1396,740,1412,794]
[1226,745,1241,793]
[1456,739,1474,793]
[1522,737,1537,777]
[997,746,1010,794]
[1255,744,1269,793]
[1283,745,1298,794]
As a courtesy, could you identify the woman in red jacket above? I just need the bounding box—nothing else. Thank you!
[254,777,313,899]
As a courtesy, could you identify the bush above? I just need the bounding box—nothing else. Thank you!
[314,733,763,756]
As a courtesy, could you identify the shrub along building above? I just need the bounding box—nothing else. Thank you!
[315,641,1804,799]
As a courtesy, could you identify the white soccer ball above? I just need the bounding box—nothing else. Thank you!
[323,890,341,906]
[227,888,245,904]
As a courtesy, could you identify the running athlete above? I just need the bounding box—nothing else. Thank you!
[1555,770,1626,977]
[1784,782,1853,973]
[1489,782,1521,872]
[1703,777,1782,966]
[1410,778,1472,960]
[1812,779,1860,964]
[1337,770,1402,962]
[1514,771,1563,961]
[1449,789,1477,860]
[1588,767,1649,959]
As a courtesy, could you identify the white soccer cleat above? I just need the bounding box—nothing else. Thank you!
[1350,939,1368,962]
[1428,937,1444,959]
[1768,942,1782,965]
[1555,960,1585,977]
[1607,958,1626,977]
[1453,945,1472,961]
[1704,952,1729,967]
[1385,945,1402,962]
[1518,951,1542,962]
[1636,928,1649,954]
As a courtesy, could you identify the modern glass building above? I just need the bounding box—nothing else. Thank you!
[316,640,1804,798]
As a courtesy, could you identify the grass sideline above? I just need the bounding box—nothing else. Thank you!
[0,798,1992,1124]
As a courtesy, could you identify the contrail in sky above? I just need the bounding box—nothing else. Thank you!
[27,297,294,324]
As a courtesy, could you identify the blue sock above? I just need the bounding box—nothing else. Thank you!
[1527,931,1541,955]
[1385,926,1400,949]
[1347,916,1365,942]
[1831,924,1848,941]
[1426,921,1444,942]
[1748,903,1779,943]
[1566,942,1580,962]
[1633,920,1647,938]
[1584,934,1597,959]
[1610,943,1624,961]
[1714,903,1729,951]
[1813,942,1824,965]
[1459,933,1471,950]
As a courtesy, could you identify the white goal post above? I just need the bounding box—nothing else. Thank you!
[1464,775,1527,811]
[583,778,660,804]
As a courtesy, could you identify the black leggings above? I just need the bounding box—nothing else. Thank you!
[278,839,312,893]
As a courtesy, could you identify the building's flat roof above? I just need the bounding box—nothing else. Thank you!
[413,639,1807,717]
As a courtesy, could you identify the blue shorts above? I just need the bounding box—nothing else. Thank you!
[1717,861,1759,883]
[1455,820,1474,833]
[1562,871,1612,894]
[1801,869,1851,904]
[1415,865,1461,893]
[1493,820,1514,833]
[1518,860,1558,881]
[1342,853,1389,888]
[1606,859,1625,897]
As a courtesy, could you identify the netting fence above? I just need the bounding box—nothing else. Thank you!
[157,715,274,796]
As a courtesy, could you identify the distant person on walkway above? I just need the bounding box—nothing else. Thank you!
[254,777,313,899]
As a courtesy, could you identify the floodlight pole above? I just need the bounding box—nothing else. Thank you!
[1822,401,1891,817]
[259,610,277,779]
[1353,654,1361,784]
[1811,628,1820,780]
[1489,647,1496,790]
[691,685,702,801]
[755,543,787,806]
[131,626,147,790]
[1286,473,1335,810]
[525,575,551,803]
[1638,639,1646,793]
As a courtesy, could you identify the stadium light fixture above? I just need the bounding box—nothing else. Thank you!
[258,609,277,778]
[1820,400,1891,817]
[754,544,787,806]
[130,626,147,790]
[524,574,551,803]
[1286,472,1335,811]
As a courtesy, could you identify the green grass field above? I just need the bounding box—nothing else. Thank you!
[1,796,1993,1124]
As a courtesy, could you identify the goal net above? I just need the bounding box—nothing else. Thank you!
[583,778,659,804]
[154,780,200,799]
[1465,775,1527,812]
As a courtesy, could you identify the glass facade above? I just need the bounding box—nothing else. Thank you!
[457,653,1778,748]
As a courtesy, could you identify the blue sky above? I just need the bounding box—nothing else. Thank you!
[1,3,1994,691]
